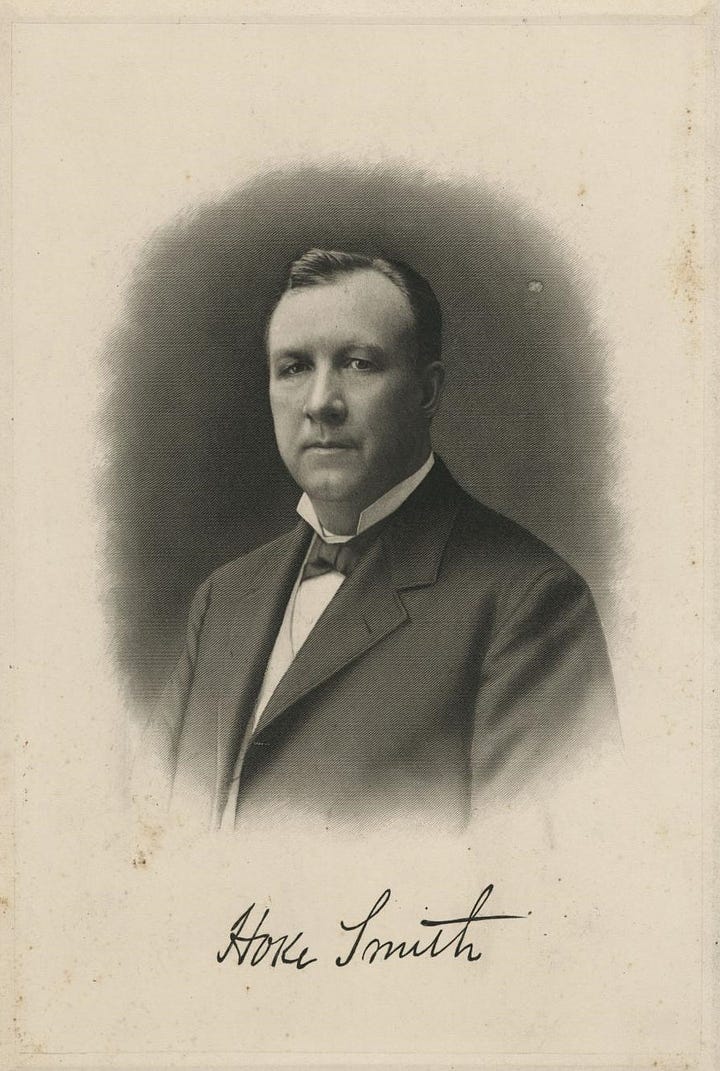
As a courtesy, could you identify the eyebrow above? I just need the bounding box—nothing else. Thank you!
[340,343,387,360]
[269,343,387,362]
[268,348,308,363]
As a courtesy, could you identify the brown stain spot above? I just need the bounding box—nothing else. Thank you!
[577,183,586,198]
[672,222,702,324]
[132,818,165,868]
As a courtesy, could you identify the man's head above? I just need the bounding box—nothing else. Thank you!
[266,249,445,534]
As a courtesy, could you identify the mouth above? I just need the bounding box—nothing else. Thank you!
[303,441,355,452]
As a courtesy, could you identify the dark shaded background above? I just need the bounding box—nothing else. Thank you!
[100,163,620,710]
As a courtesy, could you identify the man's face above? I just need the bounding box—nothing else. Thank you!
[267,270,440,517]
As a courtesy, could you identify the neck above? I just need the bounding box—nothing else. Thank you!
[312,501,365,537]
[311,446,432,536]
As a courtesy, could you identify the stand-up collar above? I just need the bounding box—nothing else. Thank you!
[296,452,435,544]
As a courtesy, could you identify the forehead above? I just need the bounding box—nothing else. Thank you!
[266,270,415,355]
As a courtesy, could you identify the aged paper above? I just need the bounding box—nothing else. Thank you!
[3,2,718,1069]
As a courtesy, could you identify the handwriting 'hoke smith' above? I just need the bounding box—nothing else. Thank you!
[136,248,620,830]
[216,885,525,969]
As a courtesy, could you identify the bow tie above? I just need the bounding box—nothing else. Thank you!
[302,528,380,581]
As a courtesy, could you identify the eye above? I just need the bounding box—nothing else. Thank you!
[346,356,375,372]
[277,360,310,378]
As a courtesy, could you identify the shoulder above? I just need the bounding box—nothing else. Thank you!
[446,476,589,602]
[194,525,301,600]
[438,489,606,657]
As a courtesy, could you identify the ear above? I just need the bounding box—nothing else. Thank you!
[418,360,445,419]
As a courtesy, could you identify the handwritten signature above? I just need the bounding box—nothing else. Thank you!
[216,885,526,970]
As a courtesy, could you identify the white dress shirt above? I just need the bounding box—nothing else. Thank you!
[221,452,435,829]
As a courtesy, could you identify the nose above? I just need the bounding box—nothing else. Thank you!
[303,367,347,424]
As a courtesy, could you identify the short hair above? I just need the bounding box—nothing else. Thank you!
[277,248,442,366]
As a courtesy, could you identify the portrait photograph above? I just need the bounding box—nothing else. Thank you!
[112,163,622,834]
[4,1,718,1069]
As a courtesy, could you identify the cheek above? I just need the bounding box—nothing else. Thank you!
[270,393,300,433]
[362,385,419,433]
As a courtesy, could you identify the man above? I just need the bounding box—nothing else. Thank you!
[137,248,619,833]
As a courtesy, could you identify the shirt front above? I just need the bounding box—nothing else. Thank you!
[220,452,435,830]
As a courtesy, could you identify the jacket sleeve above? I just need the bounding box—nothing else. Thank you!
[470,567,621,810]
[130,578,212,814]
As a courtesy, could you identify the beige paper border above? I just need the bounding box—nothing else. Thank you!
[3,2,719,1069]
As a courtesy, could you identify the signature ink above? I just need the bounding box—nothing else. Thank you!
[217,903,318,970]
[336,885,525,966]
[218,886,527,970]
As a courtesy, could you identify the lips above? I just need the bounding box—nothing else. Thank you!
[304,441,355,450]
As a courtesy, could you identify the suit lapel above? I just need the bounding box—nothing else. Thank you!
[212,521,311,813]
[250,542,407,741]
[248,459,464,746]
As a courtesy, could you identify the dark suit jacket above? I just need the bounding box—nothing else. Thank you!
[137,459,619,831]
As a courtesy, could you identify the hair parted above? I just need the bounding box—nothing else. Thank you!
[280,248,443,366]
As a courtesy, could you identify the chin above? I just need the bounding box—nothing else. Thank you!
[302,473,364,503]
[291,461,358,502]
